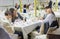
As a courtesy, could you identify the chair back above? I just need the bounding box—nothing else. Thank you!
[50,20,59,28]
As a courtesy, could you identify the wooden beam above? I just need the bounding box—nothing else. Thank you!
[19,0,23,13]
[34,0,37,17]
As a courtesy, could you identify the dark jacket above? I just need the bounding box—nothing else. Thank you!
[50,20,59,28]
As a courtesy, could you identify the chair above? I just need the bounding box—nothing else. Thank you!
[34,27,58,39]
[4,26,18,39]
[47,27,60,39]
[31,22,49,39]
[31,20,59,39]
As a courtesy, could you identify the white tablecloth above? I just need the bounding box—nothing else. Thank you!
[13,20,42,39]
[54,11,60,18]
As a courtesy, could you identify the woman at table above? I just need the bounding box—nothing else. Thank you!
[9,8,23,23]
[40,6,59,34]
[5,10,12,23]
[9,8,24,39]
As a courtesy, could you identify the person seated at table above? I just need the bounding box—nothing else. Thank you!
[9,8,23,23]
[41,6,59,34]
[5,10,12,22]
[23,4,27,13]
[9,8,24,39]
[15,3,20,9]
